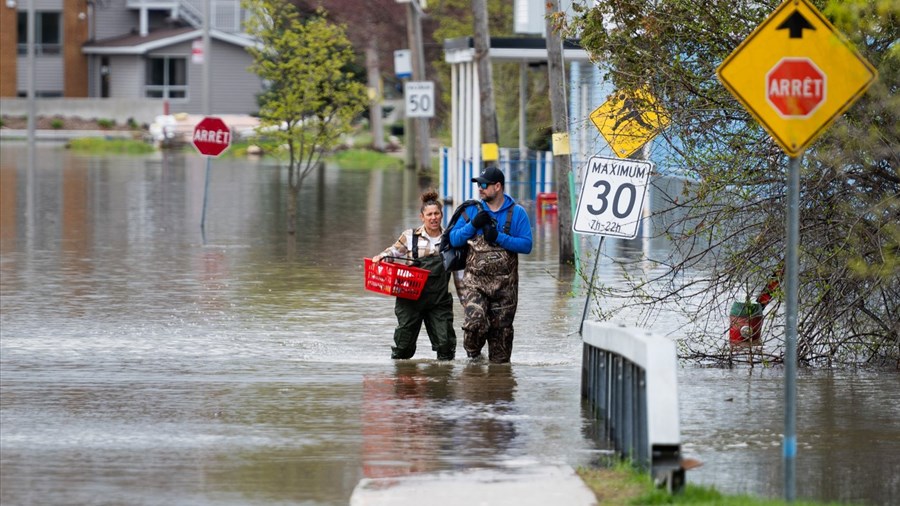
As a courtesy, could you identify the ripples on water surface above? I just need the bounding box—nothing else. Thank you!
[1,144,897,505]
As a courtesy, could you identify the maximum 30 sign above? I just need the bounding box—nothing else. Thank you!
[573,156,653,239]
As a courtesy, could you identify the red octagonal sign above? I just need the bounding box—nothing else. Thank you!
[192,116,232,157]
[766,58,826,118]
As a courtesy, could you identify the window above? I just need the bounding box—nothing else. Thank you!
[17,12,62,55]
[145,57,187,99]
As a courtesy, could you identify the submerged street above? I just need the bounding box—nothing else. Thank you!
[1,144,897,505]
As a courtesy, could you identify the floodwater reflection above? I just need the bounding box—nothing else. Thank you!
[0,143,897,506]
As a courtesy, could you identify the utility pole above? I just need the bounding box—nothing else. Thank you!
[203,0,211,115]
[472,0,498,150]
[405,0,430,173]
[546,0,575,265]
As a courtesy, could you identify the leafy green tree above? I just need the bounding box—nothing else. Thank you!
[567,0,898,365]
[244,1,367,234]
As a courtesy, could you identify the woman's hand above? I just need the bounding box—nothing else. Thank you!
[372,254,383,263]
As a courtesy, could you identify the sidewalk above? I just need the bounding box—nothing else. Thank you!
[350,465,598,506]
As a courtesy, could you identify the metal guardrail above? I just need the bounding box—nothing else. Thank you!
[581,322,683,490]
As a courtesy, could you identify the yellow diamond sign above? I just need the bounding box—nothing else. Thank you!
[590,88,669,159]
[716,0,877,156]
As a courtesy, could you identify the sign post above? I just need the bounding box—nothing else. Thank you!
[192,116,232,237]
[573,156,654,334]
[717,0,876,500]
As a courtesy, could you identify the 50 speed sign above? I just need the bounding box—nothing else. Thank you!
[404,81,434,118]
[573,156,653,239]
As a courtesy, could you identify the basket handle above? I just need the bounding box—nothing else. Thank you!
[376,255,421,266]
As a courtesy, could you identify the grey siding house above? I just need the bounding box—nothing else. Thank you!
[82,0,261,115]
[6,0,261,115]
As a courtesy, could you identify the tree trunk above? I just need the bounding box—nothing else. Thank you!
[287,188,298,235]
[472,0,498,148]
[365,42,385,151]
[287,152,298,236]
[545,0,575,266]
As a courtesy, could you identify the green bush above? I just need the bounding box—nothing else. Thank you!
[97,118,116,129]
[50,118,64,129]
[67,137,155,154]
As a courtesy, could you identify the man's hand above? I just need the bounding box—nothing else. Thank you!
[471,210,492,229]
[483,224,498,244]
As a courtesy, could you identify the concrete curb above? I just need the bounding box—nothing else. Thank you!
[350,465,598,506]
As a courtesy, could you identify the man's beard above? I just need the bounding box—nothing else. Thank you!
[483,192,499,204]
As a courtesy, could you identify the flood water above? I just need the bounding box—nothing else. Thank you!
[1,143,897,506]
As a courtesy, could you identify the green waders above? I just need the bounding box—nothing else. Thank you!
[391,254,457,360]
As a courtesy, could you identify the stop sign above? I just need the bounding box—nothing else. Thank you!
[766,58,826,118]
[192,116,231,157]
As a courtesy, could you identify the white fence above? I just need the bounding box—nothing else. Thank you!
[581,322,682,488]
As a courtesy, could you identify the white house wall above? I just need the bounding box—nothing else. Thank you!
[206,41,259,114]
[108,55,143,99]
[92,0,137,40]
[148,39,259,115]
[16,56,63,95]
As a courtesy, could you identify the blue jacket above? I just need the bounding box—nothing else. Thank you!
[449,194,533,254]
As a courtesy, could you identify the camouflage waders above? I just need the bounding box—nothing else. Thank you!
[460,235,519,363]
[392,254,457,360]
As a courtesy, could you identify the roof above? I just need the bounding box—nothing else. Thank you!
[83,27,258,55]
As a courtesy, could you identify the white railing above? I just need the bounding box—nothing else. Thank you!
[126,0,247,33]
[581,322,682,489]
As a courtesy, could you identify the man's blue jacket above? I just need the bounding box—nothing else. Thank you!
[449,194,533,254]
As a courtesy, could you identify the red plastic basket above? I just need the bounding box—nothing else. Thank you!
[364,258,430,300]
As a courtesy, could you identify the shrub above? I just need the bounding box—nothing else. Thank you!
[50,118,64,129]
[97,118,116,129]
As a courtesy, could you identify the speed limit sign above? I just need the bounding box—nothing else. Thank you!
[573,156,653,239]
[404,81,434,118]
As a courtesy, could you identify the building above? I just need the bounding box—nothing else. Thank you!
[0,0,261,117]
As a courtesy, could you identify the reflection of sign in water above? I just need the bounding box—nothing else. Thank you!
[590,88,669,159]
[716,0,877,156]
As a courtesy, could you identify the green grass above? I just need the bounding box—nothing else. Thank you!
[577,466,842,505]
[329,148,404,170]
[67,137,156,155]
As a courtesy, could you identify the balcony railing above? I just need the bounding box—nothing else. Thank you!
[125,0,249,33]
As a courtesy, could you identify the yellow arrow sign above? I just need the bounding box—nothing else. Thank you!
[717,0,877,156]
[590,88,669,159]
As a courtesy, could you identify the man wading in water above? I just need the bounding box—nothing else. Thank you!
[448,167,532,363]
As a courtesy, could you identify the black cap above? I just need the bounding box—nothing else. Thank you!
[471,166,505,186]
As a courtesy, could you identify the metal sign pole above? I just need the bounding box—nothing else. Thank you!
[200,157,211,239]
[579,236,605,335]
[784,151,801,501]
